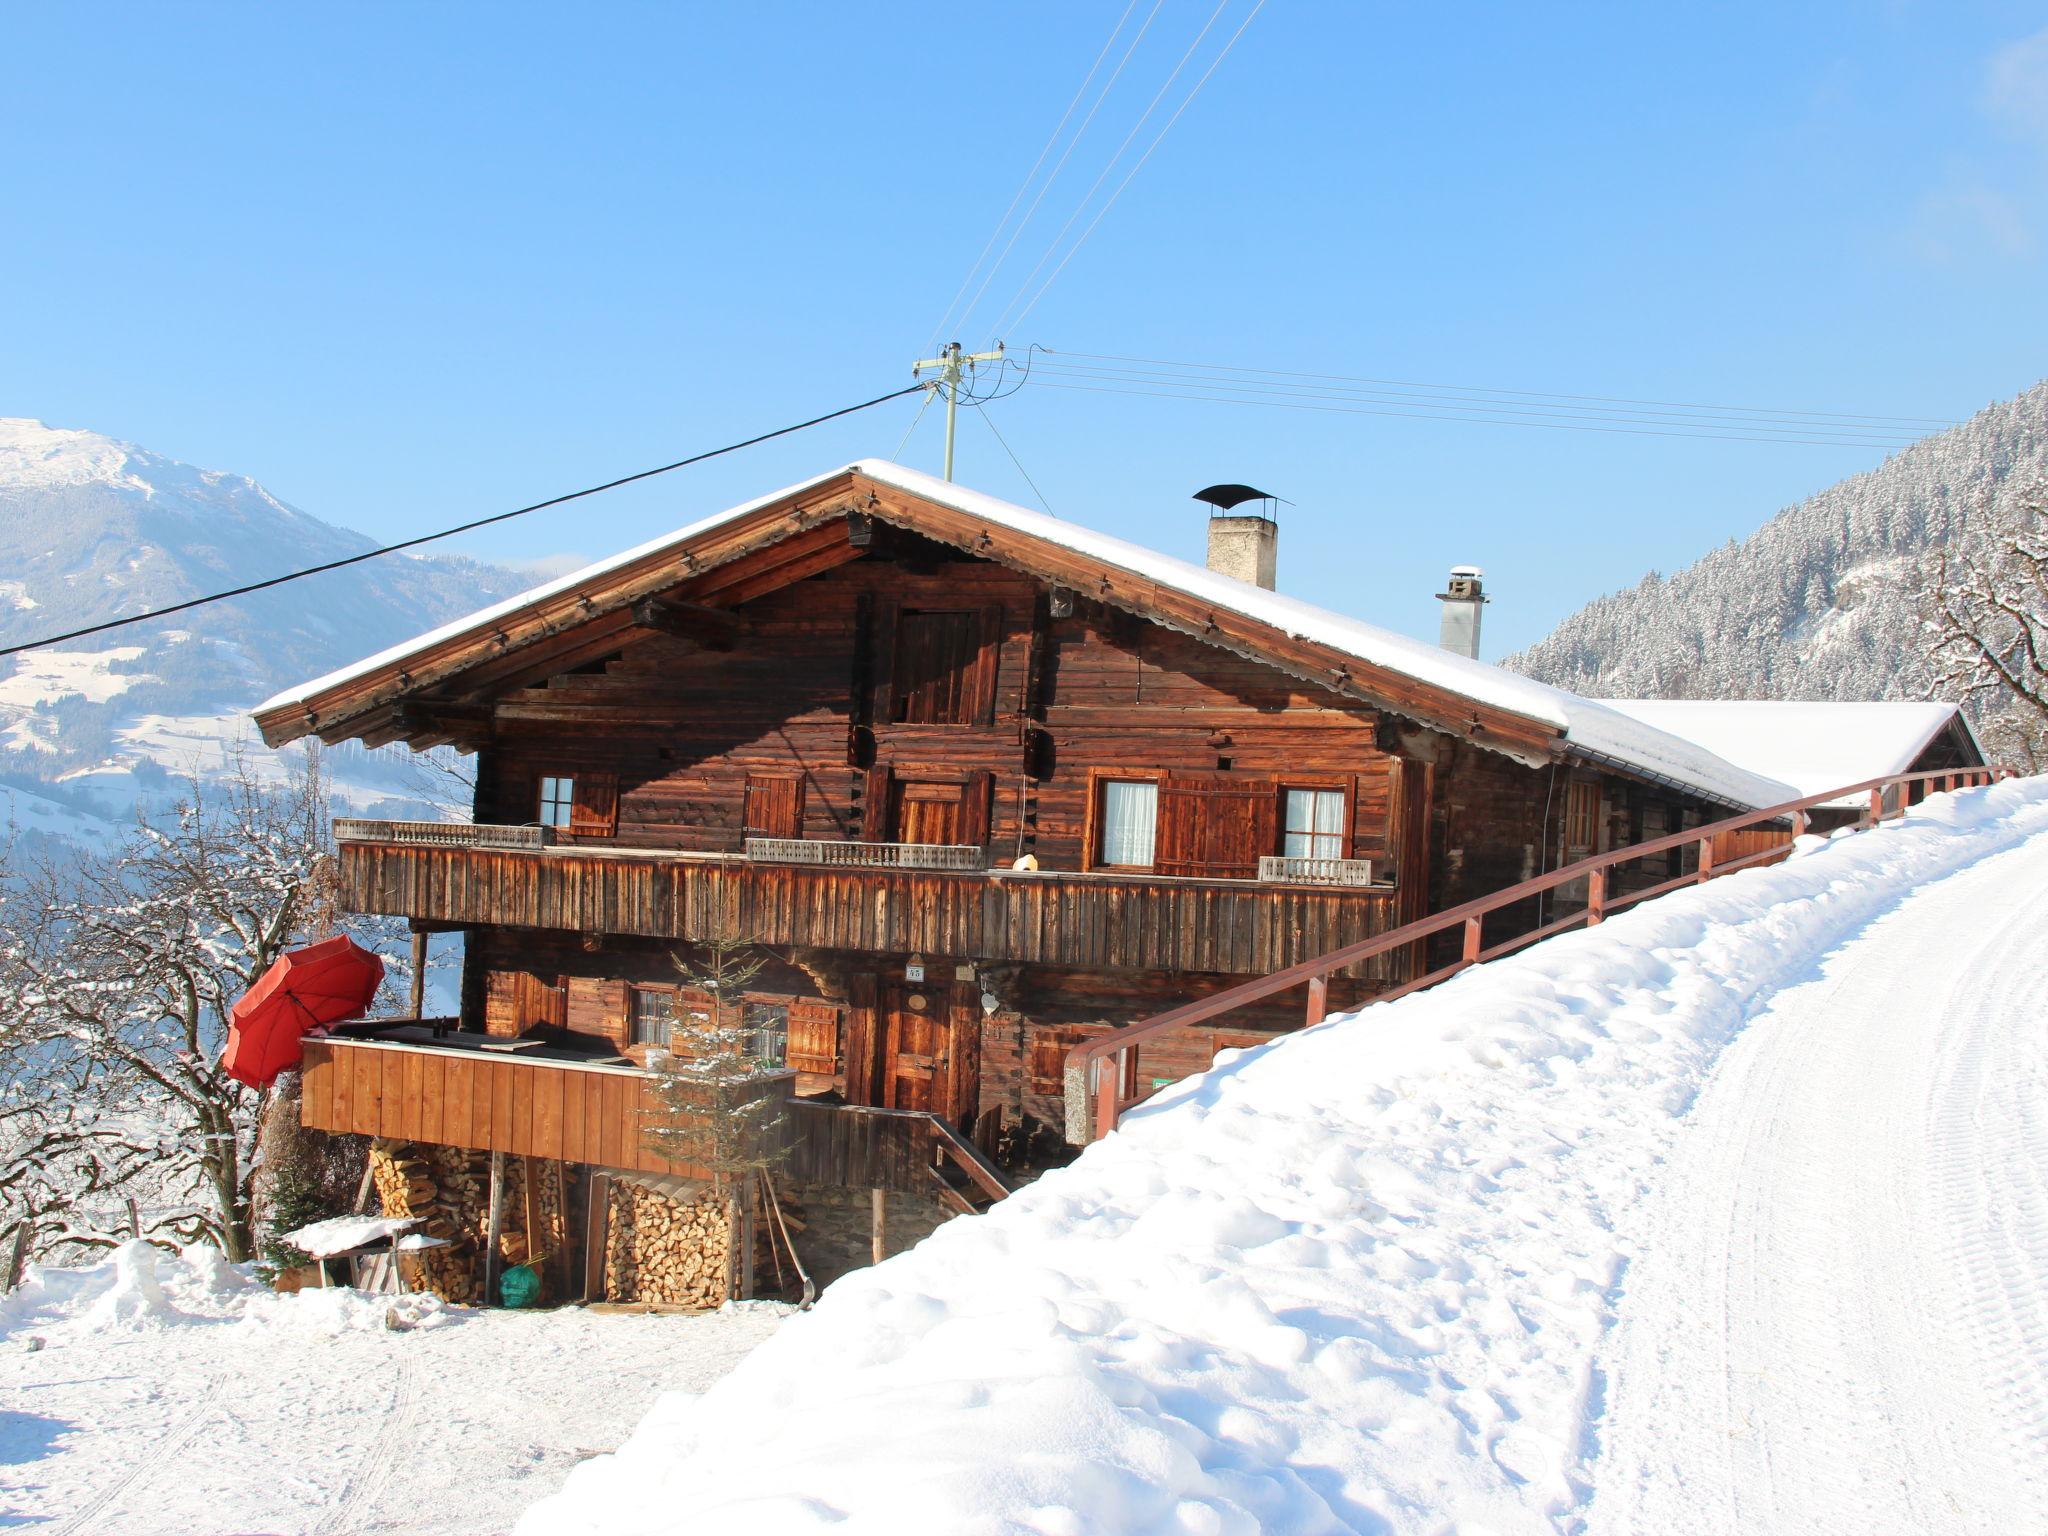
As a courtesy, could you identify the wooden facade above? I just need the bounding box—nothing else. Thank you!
[262,464,1781,1194]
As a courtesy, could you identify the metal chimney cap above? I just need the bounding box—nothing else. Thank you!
[1193,483,1288,520]
[1448,563,1485,579]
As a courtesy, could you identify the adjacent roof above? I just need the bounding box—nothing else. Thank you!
[1596,700,1980,807]
[254,460,1797,810]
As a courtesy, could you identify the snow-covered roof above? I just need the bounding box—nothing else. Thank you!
[1596,700,1974,807]
[256,460,1797,809]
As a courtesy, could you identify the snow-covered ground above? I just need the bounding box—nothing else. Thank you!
[0,1245,788,1534]
[518,776,2048,1535]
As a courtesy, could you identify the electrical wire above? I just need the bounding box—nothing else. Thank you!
[927,0,1150,353]
[987,0,1240,342]
[0,384,926,660]
[1044,348,1960,428]
[1025,362,1924,443]
[999,0,1267,339]
[1029,377,1930,448]
[894,383,940,458]
[971,402,1057,515]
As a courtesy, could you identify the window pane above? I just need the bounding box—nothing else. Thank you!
[1284,789,1344,861]
[1100,780,1158,866]
[742,1000,788,1066]
[630,989,671,1047]
[539,775,575,829]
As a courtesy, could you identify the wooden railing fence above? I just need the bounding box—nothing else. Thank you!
[1066,765,2010,1143]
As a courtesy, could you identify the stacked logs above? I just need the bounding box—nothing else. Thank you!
[603,1184,736,1308]
[369,1139,485,1302]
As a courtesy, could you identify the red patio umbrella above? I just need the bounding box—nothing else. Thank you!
[223,935,386,1088]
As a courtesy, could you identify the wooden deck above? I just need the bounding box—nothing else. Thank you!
[298,1034,765,1178]
[338,839,1408,979]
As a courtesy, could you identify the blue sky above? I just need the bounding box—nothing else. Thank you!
[5,3,2046,654]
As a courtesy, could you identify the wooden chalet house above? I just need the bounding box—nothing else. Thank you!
[254,461,1796,1299]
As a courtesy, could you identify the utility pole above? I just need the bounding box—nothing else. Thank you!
[911,341,1005,481]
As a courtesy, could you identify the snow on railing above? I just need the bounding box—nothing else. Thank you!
[1066,764,2012,1144]
[1257,855,1377,887]
[744,838,987,871]
[334,818,552,849]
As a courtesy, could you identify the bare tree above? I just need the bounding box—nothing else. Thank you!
[0,748,406,1262]
[1924,475,2048,770]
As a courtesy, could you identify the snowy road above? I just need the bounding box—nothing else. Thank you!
[1590,826,2048,1531]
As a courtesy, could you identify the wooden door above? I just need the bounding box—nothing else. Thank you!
[743,771,804,839]
[888,772,993,847]
[880,981,948,1112]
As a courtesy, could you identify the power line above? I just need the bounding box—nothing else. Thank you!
[988,0,1243,342]
[927,0,1150,353]
[1026,361,1925,442]
[971,402,1057,515]
[0,385,925,660]
[1030,377,1931,448]
[1044,348,1960,428]
[1000,0,1268,338]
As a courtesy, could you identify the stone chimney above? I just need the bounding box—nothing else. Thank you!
[1437,565,1486,659]
[1193,484,1281,590]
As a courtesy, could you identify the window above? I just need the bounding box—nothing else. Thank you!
[628,985,674,1048]
[538,775,575,829]
[1098,779,1159,867]
[740,1000,788,1067]
[890,609,991,725]
[1282,787,1346,861]
[1564,780,1600,852]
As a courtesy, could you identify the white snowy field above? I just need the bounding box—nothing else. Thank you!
[0,1247,787,1534]
[519,776,2048,1536]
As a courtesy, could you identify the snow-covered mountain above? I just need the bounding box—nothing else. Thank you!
[1505,381,2048,753]
[0,418,529,842]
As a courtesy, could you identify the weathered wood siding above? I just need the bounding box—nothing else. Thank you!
[298,1037,739,1178]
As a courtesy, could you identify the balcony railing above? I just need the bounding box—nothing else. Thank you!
[335,818,551,849]
[1257,855,1377,886]
[744,837,987,871]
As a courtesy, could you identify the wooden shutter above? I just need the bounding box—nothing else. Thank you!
[1155,774,1277,879]
[743,772,804,839]
[895,779,966,845]
[1564,780,1599,853]
[569,771,618,837]
[962,769,994,845]
[892,611,980,723]
[860,764,892,841]
[785,998,841,1074]
[1028,1027,1089,1094]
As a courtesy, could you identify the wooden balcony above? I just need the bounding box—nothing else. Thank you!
[336,832,1410,979]
[299,1031,788,1178]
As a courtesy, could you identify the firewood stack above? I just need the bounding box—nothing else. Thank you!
[369,1139,484,1301]
[603,1183,737,1308]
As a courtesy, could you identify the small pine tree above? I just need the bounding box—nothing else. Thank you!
[640,936,791,1302]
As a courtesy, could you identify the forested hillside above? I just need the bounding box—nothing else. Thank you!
[1507,381,2048,763]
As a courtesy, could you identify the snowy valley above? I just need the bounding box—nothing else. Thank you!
[0,418,528,846]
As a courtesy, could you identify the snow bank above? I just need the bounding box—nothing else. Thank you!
[0,1240,451,1341]
[519,777,2048,1536]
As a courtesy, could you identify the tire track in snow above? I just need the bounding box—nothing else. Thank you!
[46,1373,230,1536]
[1589,829,2048,1533]
[314,1357,422,1534]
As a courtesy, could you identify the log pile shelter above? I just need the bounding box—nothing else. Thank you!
[256,459,1816,1298]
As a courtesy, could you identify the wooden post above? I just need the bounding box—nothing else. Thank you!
[553,1161,572,1300]
[1868,787,1884,827]
[739,1172,757,1300]
[870,1187,886,1265]
[5,1220,34,1292]
[483,1150,506,1306]
[582,1172,610,1303]
[1586,869,1607,926]
[408,930,428,1020]
[1461,915,1483,966]
[1094,1053,1120,1139]
[1697,836,1715,883]
[1792,810,1809,839]
[1304,974,1328,1026]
